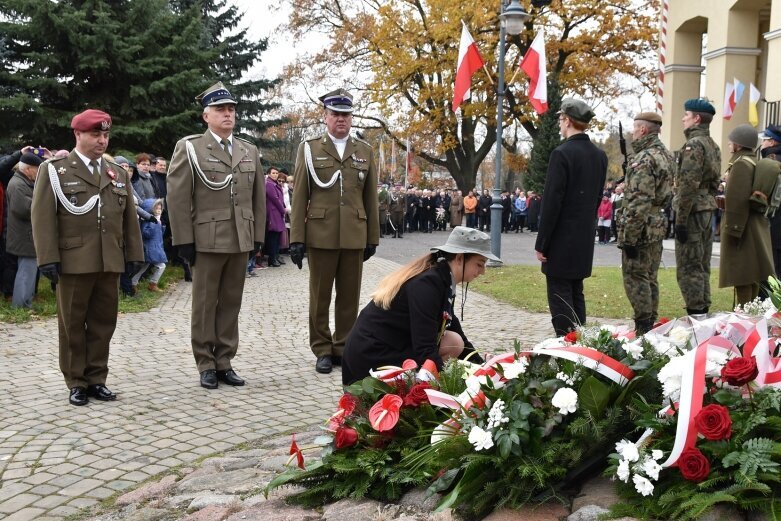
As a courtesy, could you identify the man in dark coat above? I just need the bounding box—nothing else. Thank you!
[534,98,607,335]
[478,189,492,231]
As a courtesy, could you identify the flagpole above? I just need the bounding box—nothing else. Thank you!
[482,64,495,86]
[489,9,508,267]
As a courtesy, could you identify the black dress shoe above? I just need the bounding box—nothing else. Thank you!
[315,356,333,374]
[269,259,281,267]
[69,387,88,406]
[87,384,117,401]
[200,369,218,389]
[216,369,245,386]
[276,257,286,265]
[331,356,342,366]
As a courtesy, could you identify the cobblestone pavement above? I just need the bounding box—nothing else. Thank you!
[0,253,616,520]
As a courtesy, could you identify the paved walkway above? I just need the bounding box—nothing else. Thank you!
[0,254,598,521]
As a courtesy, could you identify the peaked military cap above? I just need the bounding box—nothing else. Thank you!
[684,98,715,115]
[71,109,112,131]
[319,88,354,113]
[761,124,781,142]
[559,98,595,123]
[634,112,662,125]
[196,81,237,107]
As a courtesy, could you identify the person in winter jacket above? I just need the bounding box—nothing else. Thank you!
[597,193,613,244]
[131,198,168,292]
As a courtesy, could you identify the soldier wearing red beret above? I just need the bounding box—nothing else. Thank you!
[31,109,143,406]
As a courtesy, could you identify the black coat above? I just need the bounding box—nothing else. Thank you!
[535,133,607,279]
[342,260,471,385]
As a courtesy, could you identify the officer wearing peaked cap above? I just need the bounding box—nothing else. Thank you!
[166,81,266,390]
[289,88,380,374]
[31,109,143,406]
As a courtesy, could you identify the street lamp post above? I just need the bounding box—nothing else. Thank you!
[489,0,530,266]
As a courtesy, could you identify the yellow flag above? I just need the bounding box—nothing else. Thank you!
[749,83,761,127]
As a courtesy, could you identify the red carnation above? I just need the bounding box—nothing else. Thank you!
[334,426,358,449]
[337,393,358,417]
[721,356,758,386]
[694,404,732,440]
[564,331,578,343]
[403,382,432,407]
[678,447,710,482]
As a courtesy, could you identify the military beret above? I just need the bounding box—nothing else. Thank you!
[71,109,112,131]
[319,88,353,113]
[761,124,781,142]
[19,152,43,168]
[634,112,662,125]
[559,98,595,123]
[684,98,715,115]
[196,81,237,107]
[728,124,758,150]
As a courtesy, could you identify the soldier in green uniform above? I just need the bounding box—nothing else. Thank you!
[289,88,380,374]
[389,184,406,238]
[673,98,721,317]
[31,109,143,406]
[167,82,266,389]
[378,184,390,238]
[617,112,674,334]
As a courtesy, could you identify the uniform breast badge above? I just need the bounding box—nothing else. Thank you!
[58,167,67,175]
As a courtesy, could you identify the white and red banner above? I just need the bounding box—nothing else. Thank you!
[520,28,548,114]
[452,21,485,112]
[723,81,735,120]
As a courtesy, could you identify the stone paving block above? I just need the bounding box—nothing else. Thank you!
[60,477,103,496]
[0,493,40,514]
[32,492,70,509]
[4,507,46,521]
[23,470,57,485]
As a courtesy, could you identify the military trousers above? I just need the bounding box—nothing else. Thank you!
[191,251,247,372]
[307,248,363,358]
[390,212,404,236]
[621,241,663,322]
[545,276,586,336]
[675,210,713,312]
[56,272,119,389]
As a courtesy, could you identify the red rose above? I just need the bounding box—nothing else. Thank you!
[403,382,432,407]
[721,356,758,386]
[694,404,732,440]
[335,426,358,449]
[337,393,358,417]
[564,331,578,343]
[678,447,710,482]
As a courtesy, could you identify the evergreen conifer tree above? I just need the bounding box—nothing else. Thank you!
[525,80,563,193]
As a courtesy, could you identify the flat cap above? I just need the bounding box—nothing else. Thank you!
[761,124,781,142]
[728,124,758,150]
[114,155,130,166]
[684,98,715,115]
[196,81,237,107]
[71,109,112,132]
[319,88,353,113]
[559,98,595,123]
[634,112,662,125]
[19,152,43,168]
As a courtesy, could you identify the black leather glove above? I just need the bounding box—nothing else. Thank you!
[39,263,60,284]
[178,243,196,266]
[675,225,688,244]
[289,242,305,270]
[363,244,377,262]
[126,261,143,274]
[622,244,639,260]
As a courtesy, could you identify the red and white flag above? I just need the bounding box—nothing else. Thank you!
[520,28,548,114]
[723,81,735,120]
[452,21,485,112]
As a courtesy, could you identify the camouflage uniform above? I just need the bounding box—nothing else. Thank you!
[618,133,674,327]
[673,124,721,313]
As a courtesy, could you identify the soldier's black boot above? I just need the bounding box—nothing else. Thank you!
[686,308,709,320]
[634,318,654,336]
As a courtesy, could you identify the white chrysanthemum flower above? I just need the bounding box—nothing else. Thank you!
[668,326,691,348]
[551,387,578,415]
[641,456,662,481]
[555,371,575,385]
[704,349,730,377]
[657,355,687,400]
[534,337,564,350]
[633,474,654,496]
[651,449,663,461]
[616,458,631,483]
[486,399,510,430]
[623,340,645,360]
[500,359,528,380]
[467,425,494,451]
[615,439,640,463]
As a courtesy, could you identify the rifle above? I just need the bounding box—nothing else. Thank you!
[616,120,628,185]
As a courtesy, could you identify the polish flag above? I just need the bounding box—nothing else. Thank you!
[452,22,485,112]
[520,28,548,114]
[723,81,735,120]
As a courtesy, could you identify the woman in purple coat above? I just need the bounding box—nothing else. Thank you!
[265,168,287,267]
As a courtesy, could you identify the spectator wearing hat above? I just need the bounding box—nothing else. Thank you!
[674,99,721,316]
[761,125,781,277]
[341,226,490,385]
[7,153,43,307]
[167,81,266,390]
[289,88,380,374]
[535,98,607,336]
[617,112,674,334]
[718,125,774,305]
[31,109,143,406]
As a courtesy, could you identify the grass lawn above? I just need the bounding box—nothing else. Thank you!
[473,265,735,321]
[0,266,184,323]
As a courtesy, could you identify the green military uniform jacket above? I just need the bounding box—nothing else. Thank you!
[673,124,721,225]
[167,131,266,252]
[390,191,406,215]
[618,133,674,246]
[31,152,143,272]
[290,134,380,249]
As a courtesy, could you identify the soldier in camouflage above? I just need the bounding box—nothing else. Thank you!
[673,98,721,316]
[617,112,674,334]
